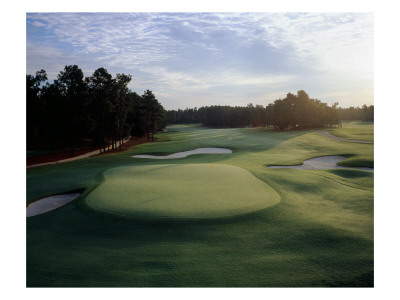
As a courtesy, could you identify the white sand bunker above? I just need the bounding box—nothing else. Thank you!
[27,193,80,217]
[268,155,373,171]
[132,147,232,159]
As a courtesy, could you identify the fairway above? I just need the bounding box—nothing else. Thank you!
[87,164,280,218]
[27,124,374,287]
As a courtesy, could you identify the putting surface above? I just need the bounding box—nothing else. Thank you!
[86,163,280,218]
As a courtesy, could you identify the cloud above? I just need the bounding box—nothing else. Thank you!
[26,12,374,109]
[32,21,45,27]
[259,13,374,77]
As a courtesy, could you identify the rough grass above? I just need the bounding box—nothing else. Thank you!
[324,121,374,142]
[27,123,373,287]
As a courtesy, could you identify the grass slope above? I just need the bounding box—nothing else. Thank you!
[324,121,374,142]
[27,124,373,287]
[87,164,280,218]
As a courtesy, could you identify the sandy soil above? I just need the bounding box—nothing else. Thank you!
[27,137,147,168]
[132,148,232,159]
[268,155,373,171]
[315,130,373,144]
[26,193,80,217]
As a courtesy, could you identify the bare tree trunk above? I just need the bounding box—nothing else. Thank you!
[98,126,102,154]
[101,115,106,153]
[70,135,75,157]
[70,127,75,157]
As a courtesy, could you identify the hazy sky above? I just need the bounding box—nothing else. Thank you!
[26,12,373,110]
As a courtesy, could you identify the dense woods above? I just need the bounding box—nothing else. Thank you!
[167,91,374,129]
[27,65,166,156]
[168,91,335,129]
[338,105,374,121]
[28,66,374,157]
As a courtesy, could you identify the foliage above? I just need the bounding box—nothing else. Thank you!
[26,69,47,143]
[338,105,374,121]
[27,66,166,154]
[167,90,341,130]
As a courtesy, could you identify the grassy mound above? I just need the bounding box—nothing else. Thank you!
[325,121,374,142]
[86,164,280,218]
[27,124,373,287]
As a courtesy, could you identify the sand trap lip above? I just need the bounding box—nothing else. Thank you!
[132,147,232,159]
[268,155,373,171]
[27,193,80,217]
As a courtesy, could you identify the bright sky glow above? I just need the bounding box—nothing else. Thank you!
[26,12,373,110]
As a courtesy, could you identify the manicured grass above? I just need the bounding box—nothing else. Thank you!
[27,123,373,287]
[324,121,374,142]
[86,164,280,218]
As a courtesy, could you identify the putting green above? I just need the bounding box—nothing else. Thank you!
[86,164,280,218]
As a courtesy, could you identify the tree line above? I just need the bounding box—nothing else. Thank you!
[167,90,342,130]
[337,105,374,121]
[27,65,166,156]
[167,90,374,129]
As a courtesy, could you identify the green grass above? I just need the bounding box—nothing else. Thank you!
[26,124,373,287]
[86,164,280,218]
[324,121,374,142]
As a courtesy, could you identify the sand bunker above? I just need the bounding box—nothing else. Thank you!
[268,155,373,171]
[132,147,232,159]
[27,193,80,217]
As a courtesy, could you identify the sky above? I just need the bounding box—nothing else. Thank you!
[26,12,373,110]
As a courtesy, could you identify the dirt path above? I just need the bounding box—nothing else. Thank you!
[27,148,103,169]
[315,130,373,144]
[27,137,142,169]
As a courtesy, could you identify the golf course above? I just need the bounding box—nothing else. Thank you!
[26,122,373,287]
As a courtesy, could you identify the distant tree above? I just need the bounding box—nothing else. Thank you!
[27,65,171,157]
[54,65,88,156]
[26,69,47,145]
[126,91,145,137]
[39,81,66,148]
[265,103,274,127]
[166,110,177,124]
[113,73,132,150]
[166,90,342,130]
[338,105,374,121]
[361,104,374,121]
[87,67,114,153]
[325,102,341,127]
[141,90,166,141]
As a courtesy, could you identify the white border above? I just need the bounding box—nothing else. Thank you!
[2,1,398,299]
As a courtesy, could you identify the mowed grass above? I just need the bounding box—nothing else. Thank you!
[87,164,280,218]
[324,121,374,142]
[26,124,373,287]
